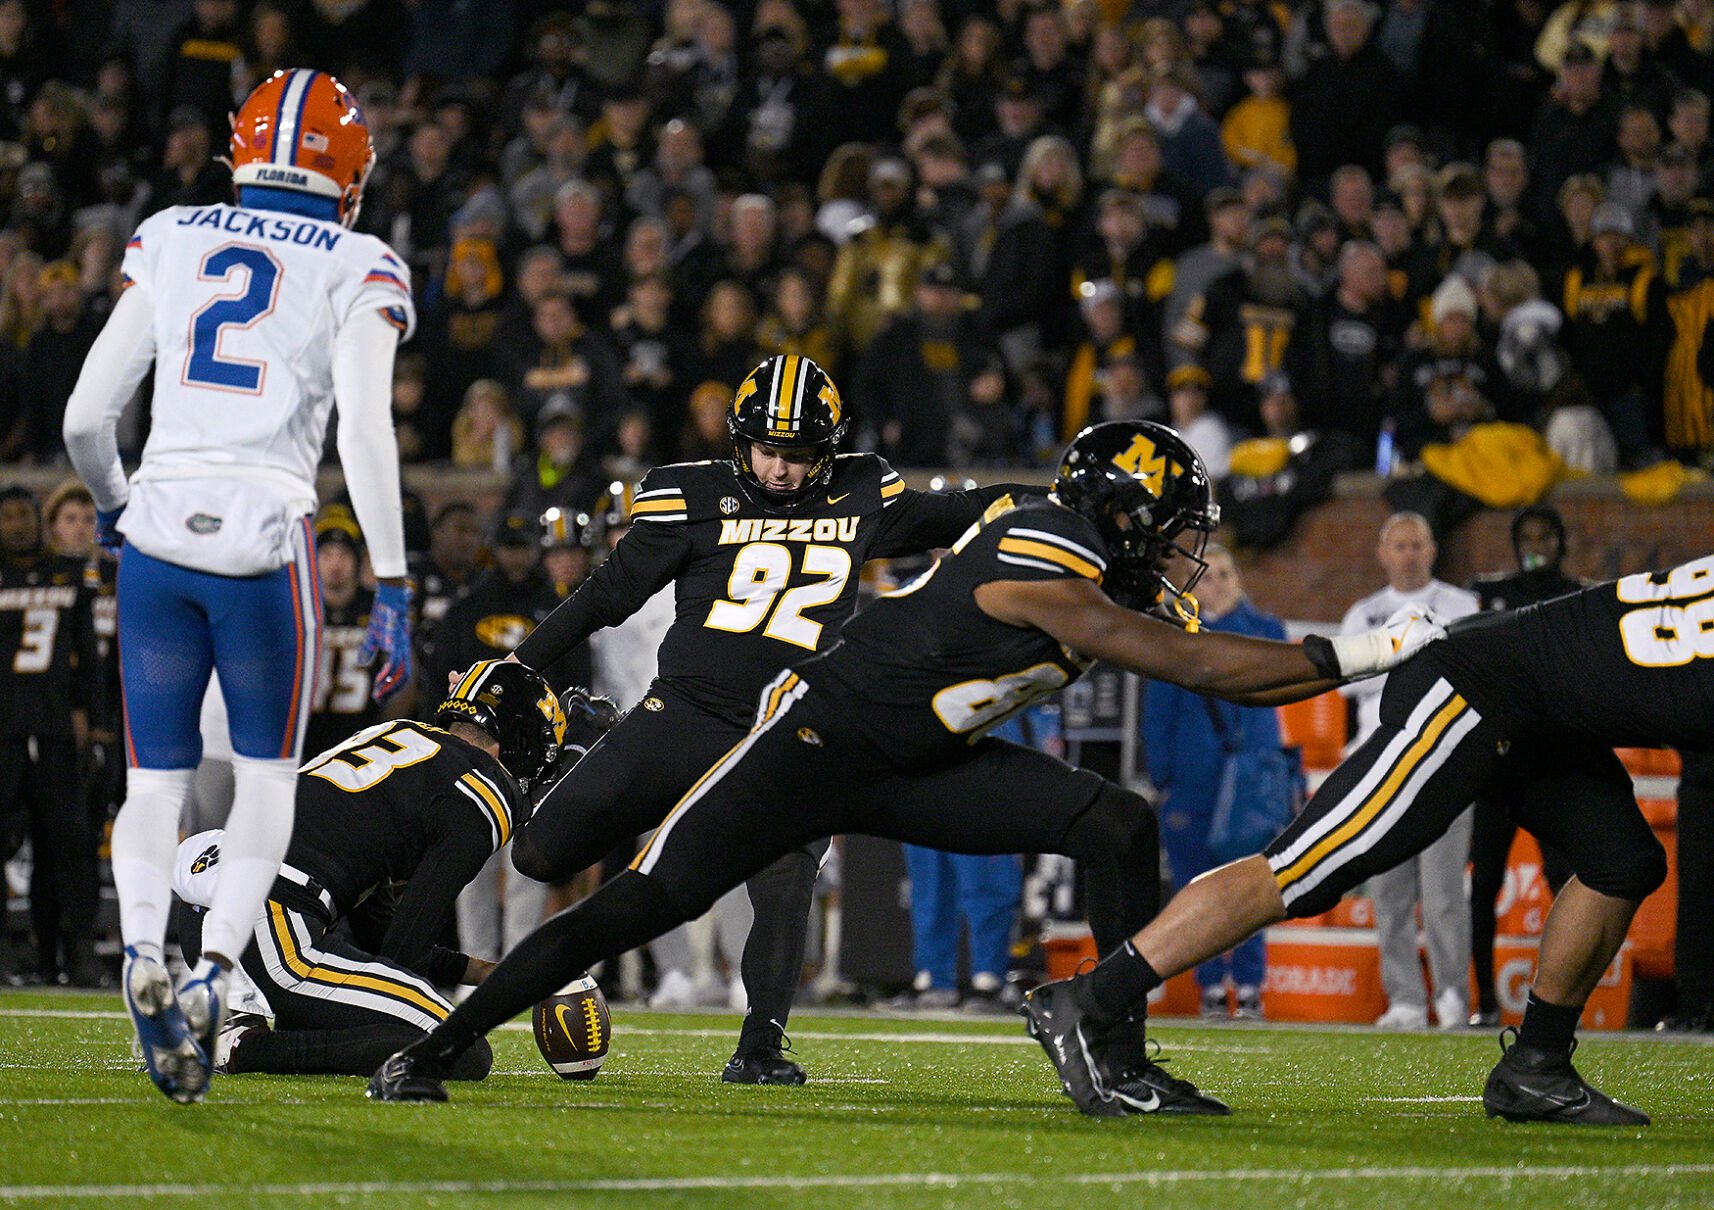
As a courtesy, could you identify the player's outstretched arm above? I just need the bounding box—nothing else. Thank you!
[63,283,158,522]
[976,579,1442,703]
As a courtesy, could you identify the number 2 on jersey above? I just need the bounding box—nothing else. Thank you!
[183,244,282,393]
[705,542,852,650]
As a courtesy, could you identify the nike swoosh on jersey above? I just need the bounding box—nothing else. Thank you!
[827,492,851,504]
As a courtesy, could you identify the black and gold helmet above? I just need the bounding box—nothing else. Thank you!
[436,659,568,789]
[728,355,849,508]
[1052,420,1220,610]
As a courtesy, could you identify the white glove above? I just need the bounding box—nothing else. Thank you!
[1328,606,1446,679]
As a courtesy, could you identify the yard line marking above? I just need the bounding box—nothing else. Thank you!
[1368,1095,1484,1103]
[4,1166,1713,1199]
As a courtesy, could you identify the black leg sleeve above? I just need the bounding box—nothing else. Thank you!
[1062,782,1161,956]
[738,842,825,1049]
[421,870,688,1064]
[1468,797,1515,1014]
[1676,750,1714,1008]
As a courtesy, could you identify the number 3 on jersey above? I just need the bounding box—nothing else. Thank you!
[183,244,283,393]
[706,542,852,650]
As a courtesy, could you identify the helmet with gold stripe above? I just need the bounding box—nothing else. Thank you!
[1052,420,1220,611]
[436,660,568,789]
[728,355,849,509]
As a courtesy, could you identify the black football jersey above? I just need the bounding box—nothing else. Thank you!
[1438,553,1714,749]
[303,586,379,762]
[0,553,99,738]
[286,719,531,984]
[796,495,1103,765]
[515,455,1020,722]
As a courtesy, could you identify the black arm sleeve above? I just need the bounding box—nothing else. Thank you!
[513,519,690,669]
[377,811,496,986]
[869,482,1042,559]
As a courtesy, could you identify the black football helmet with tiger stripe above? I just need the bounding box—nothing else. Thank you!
[1052,420,1220,611]
[728,355,850,509]
[436,660,568,789]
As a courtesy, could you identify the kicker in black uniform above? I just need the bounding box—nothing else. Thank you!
[174,661,580,1079]
[503,354,1032,1083]
[369,420,1435,1110]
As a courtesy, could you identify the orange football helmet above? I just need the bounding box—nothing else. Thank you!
[229,69,375,227]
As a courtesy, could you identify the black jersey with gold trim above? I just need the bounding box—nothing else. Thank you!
[1433,553,1714,749]
[287,719,531,984]
[515,454,1022,722]
[0,553,99,739]
[793,495,1105,765]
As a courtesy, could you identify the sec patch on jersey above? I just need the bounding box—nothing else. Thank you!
[532,975,612,1080]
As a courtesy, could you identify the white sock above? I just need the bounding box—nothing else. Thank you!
[199,755,297,964]
[112,768,195,955]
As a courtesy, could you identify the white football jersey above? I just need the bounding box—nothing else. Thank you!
[120,203,414,497]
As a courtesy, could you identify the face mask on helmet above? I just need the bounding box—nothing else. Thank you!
[1052,420,1221,617]
[728,355,849,509]
[435,660,568,790]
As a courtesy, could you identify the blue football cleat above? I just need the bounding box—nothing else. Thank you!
[123,948,209,1104]
[177,960,229,1074]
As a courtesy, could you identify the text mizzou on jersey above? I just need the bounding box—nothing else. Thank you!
[513,454,1022,723]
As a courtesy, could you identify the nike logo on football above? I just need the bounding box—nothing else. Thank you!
[827,492,850,504]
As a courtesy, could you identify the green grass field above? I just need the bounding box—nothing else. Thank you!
[2,990,1712,1209]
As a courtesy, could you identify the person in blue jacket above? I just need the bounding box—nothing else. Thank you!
[1143,544,1287,1018]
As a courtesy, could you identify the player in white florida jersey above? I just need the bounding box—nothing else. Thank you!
[62,68,415,1104]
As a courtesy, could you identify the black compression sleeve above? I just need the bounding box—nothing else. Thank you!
[1302,634,1342,680]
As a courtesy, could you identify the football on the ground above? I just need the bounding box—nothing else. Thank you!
[532,975,611,1080]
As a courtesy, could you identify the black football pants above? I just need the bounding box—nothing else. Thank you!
[425,675,1160,1060]
[1265,654,1665,919]
[513,679,830,1050]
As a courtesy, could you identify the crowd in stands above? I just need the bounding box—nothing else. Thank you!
[4,0,1714,523]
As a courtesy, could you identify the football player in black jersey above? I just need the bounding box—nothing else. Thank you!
[1029,529,1714,1126]
[371,421,1435,1110]
[174,662,585,1080]
[493,355,1033,1083]
[0,484,103,986]
[303,514,381,761]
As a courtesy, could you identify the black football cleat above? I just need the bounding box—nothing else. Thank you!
[721,1048,807,1085]
[1483,1029,1649,1126]
[1021,980,1124,1118]
[367,1048,450,1103]
[722,1024,806,1085]
[1096,1049,1231,1116]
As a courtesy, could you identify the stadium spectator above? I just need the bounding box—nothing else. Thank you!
[1560,200,1671,462]
[505,398,605,520]
[1341,512,1480,1031]
[1289,0,1404,190]
[1390,275,1510,456]
[1144,544,1286,1020]
[1290,239,1406,442]
[1529,40,1618,221]
[22,260,99,464]
[451,380,524,473]
[1164,363,1233,475]
[855,259,1009,466]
